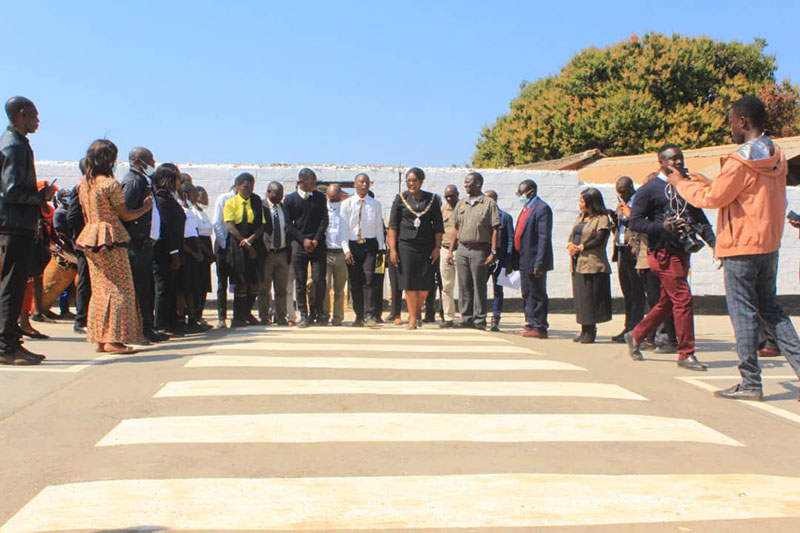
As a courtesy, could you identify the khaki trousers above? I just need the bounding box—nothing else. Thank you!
[323,250,348,322]
[441,245,456,321]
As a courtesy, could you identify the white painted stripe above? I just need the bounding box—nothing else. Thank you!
[5,474,799,532]
[96,413,741,446]
[185,355,585,371]
[220,332,504,343]
[212,342,537,354]
[0,353,115,373]
[155,379,647,400]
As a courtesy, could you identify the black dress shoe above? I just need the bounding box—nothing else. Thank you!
[230,320,247,328]
[490,318,501,332]
[245,314,259,326]
[274,319,288,326]
[439,321,454,329]
[456,322,473,329]
[423,315,436,323]
[677,355,708,371]
[624,332,644,361]
[297,318,310,328]
[352,319,364,327]
[611,331,626,343]
[144,330,163,344]
[714,383,763,401]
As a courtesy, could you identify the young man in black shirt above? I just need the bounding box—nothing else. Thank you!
[283,168,328,328]
[625,144,716,371]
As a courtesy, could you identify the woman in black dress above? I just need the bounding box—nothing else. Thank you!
[388,167,444,330]
[567,187,613,344]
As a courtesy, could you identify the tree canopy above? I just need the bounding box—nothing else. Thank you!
[472,33,800,168]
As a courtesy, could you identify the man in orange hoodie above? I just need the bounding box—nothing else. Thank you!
[669,95,800,401]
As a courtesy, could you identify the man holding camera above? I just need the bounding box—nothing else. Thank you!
[671,96,800,401]
[625,143,715,371]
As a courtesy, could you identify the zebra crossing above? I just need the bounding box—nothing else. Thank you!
[3,324,800,531]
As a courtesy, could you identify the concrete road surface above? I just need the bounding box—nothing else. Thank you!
[1,312,799,532]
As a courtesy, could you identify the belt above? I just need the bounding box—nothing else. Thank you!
[460,242,490,250]
[328,248,344,254]
[270,246,289,253]
[350,237,378,245]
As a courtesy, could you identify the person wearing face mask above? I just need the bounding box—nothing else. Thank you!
[511,179,553,339]
[120,147,167,344]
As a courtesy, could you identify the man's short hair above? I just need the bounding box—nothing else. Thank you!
[657,143,681,157]
[234,172,255,186]
[4,96,35,121]
[731,95,767,129]
[298,168,316,182]
[466,171,484,186]
[519,179,537,194]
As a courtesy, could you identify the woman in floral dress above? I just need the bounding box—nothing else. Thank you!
[75,139,152,354]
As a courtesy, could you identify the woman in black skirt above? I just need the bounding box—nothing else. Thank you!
[388,167,444,330]
[567,187,612,344]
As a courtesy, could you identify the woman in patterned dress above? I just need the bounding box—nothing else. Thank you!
[75,140,153,354]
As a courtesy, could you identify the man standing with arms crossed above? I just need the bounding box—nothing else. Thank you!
[671,95,800,401]
[447,172,500,330]
[0,97,53,364]
[512,179,553,339]
[341,173,384,328]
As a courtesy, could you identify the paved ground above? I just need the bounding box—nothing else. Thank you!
[1,312,800,532]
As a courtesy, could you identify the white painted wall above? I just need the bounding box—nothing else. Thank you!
[36,161,800,299]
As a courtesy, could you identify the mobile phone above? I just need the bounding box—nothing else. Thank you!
[788,210,800,222]
[47,179,58,188]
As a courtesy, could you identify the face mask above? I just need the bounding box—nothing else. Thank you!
[329,201,340,208]
[518,194,529,204]
[145,164,156,177]
[187,200,195,208]
[112,164,118,175]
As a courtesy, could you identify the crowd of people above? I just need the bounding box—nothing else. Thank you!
[1,94,799,401]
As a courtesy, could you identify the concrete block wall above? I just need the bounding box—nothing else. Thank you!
[36,160,800,299]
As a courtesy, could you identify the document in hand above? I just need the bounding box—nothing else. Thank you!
[497,268,520,290]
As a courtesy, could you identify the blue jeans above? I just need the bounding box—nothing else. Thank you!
[723,251,800,389]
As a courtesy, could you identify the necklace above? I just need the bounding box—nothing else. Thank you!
[400,192,432,228]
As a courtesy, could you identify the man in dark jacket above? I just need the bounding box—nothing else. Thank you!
[0,97,53,364]
[283,168,328,328]
[485,190,514,331]
[121,147,167,344]
[67,159,90,334]
[511,180,553,339]
[625,143,716,371]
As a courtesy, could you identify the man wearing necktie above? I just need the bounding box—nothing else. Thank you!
[341,173,385,327]
[258,181,291,325]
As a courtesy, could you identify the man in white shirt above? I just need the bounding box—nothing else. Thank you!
[258,181,291,325]
[322,184,346,326]
[212,183,236,328]
[340,173,385,327]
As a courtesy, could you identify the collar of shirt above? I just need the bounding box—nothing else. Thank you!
[297,188,309,200]
[656,172,668,182]
[467,195,482,206]
[525,195,538,209]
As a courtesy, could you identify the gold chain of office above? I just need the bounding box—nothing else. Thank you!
[400,193,434,228]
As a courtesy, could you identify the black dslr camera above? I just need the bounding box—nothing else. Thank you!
[663,205,705,254]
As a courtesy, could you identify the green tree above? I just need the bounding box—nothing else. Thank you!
[473,33,800,167]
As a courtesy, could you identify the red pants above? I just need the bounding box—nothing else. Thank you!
[632,248,695,358]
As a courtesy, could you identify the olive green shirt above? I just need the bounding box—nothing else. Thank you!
[570,214,612,274]
[441,202,457,248]
[454,195,501,245]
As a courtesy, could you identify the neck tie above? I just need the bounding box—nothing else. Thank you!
[357,199,365,242]
[272,205,281,250]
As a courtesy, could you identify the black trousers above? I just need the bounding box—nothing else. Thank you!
[74,250,91,328]
[128,240,155,331]
[521,270,549,331]
[423,257,440,320]
[387,260,402,319]
[642,268,677,344]
[215,247,229,320]
[347,239,379,321]
[0,232,34,352]
[154,257,178,331]
[616,246,646,332]
[292,242,326,319]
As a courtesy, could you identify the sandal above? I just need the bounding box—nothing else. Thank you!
[22,329,49,339]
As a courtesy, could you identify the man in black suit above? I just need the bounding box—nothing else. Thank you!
[511,179,553,339]
[0,96,53,364]
[121,147,167,343]
[67,158,91,334]
[283,168,328,328]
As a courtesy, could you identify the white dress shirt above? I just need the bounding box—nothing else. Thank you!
[192,204,213,237]
[326,202,344,249]
[212,190,236,249]
[146,175,162,242]
[183,205,200,239]
[339,194,386,254]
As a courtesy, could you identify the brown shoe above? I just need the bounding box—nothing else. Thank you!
[758,346,781,357]
[520,329,547,339]
[1,350,41,366]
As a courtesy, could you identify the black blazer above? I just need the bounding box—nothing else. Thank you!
[512,197,554,272]
[66,184,85,241]
[154,189,185,264]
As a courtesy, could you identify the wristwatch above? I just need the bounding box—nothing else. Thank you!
[490,249,497,255]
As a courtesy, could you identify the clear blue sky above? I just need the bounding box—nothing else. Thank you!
[5,0,798,167]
